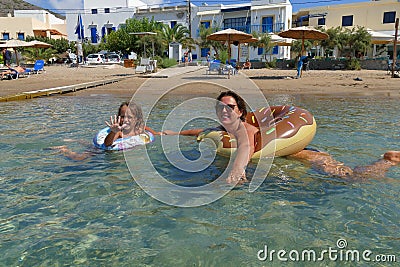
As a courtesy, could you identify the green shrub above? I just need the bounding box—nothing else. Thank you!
[265,59,277,68]
[160,58,177,68]
[346,58,361,70]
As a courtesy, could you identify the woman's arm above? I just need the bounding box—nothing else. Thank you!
[226,123,254,184]
[145,126,163,135]
[162,128,204,136]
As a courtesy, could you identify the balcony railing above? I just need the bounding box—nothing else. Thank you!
[195,23,285,37]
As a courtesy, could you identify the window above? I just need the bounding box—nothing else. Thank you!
[170,21,177,28]
[318,18,326,26]
[258,47,263,55]
[200,21,210,29]
[224,17,251,33]
[17,32,25,40]
[91,9,98,14]
[383,11,396,24]
[2,32,10,40]
[261,16,273,33]
[104,8,110,13]
[342,15,353,26]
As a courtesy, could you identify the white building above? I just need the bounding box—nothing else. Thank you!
[66,0,292,61]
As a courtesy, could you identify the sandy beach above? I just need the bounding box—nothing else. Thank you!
[1,64,399,99]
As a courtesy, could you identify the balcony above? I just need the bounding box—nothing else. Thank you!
[195,23,285,37]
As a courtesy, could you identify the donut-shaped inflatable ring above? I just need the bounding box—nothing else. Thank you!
[93,127,155,151]
[198,106,316,159]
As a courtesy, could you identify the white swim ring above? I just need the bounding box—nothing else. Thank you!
[93,127,155,151]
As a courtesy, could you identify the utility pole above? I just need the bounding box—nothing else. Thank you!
[188,0,192,37]
[392,18,399,78]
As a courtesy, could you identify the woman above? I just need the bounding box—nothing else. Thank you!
[162,91,400,183]
[163,91,258,184]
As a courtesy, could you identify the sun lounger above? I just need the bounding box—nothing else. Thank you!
[1,66,30,80]
[135,58,152,74]
[29,59,45,74]
[1,69,16,80]
[206,61,221,75]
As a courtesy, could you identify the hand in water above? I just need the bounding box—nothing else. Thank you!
[227,169,248,185]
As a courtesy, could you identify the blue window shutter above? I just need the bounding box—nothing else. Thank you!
[112,27,116,31]
[91,27,97,43]
[201,48,210,57]
[272,45,278,54]
[258,47,263,55]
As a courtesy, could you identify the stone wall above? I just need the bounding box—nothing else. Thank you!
[275,59,388,70]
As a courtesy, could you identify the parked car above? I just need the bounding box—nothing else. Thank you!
[105,53,121,63]
[86,53,105,64]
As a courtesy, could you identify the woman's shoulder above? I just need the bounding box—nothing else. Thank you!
[244,122,259,133]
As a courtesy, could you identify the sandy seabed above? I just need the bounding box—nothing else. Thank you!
[1,64,399,99]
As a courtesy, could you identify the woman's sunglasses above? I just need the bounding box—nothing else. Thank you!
[216,102,237,112]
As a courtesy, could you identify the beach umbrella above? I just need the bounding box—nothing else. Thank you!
[207,28,253,62]
[278,26,328,56]
[0,39,32,65]
[27,40,52,48]
[130,32,157,58]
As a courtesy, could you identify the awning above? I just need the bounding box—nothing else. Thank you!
[34,29,67,36]
[197,10,220,16]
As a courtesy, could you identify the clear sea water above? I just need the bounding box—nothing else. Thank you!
[0,93,399,266]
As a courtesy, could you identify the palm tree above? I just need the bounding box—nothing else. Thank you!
[251,32,273,61]
[196,25,224,55]
[320,26,341,57]
[349,26,371,58]
[160,24,195,51]
[22,47,57,62]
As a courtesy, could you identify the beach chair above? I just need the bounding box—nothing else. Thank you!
[1,69,17,80]
[30,59,45,74]
[206,60,221,75]
[6,66,31,79]
[220,64,237,76]
[135,58,151,74]
[386,59,400,75]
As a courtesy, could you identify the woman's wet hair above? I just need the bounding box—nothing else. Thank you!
[217,91,247,121]
[119,101,145,135]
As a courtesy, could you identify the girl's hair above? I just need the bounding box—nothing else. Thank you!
[216,91,247,121]
[119,101,145,135]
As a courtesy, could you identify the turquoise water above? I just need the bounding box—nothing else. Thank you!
[0,94,399,266]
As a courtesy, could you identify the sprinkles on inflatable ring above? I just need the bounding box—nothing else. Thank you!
[197,106,317,159]
[93,127,155,151]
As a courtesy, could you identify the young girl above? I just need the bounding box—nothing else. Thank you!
[54,101,160,160]
[103,101,159,147]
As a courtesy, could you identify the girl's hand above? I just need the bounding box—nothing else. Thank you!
[105,115,122,133]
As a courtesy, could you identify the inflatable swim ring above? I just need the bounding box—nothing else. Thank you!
[93,127,155,151]
[198,106,316,159]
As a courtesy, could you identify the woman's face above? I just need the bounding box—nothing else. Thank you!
[216,96,242,126]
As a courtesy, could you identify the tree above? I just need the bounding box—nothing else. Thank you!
[348,26,371,58]
[105,17,164,56]
[196,25,224,55]
[320,26,342,57]
[160,24,194,51]
[251,32,273,61]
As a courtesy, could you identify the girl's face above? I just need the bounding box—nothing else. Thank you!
[119,105,135,133]
[216,96,242,126]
